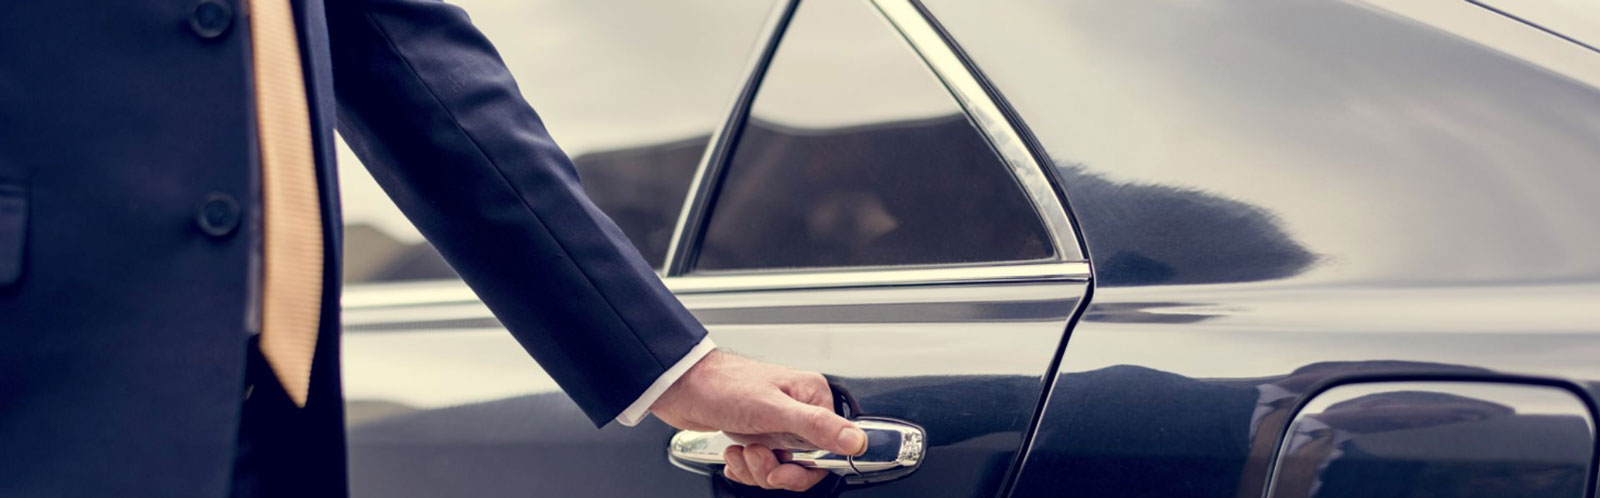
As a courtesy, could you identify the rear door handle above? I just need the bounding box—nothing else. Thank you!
[668,416,926,485]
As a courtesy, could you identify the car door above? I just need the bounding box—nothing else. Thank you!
[341,0,1092,496]
[655,0,1089,495]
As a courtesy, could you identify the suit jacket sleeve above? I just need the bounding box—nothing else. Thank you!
[323,0,707,426]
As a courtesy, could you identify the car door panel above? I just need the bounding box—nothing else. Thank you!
[343,276,1087,498]
[681,279,1089,496]
[343,0,1099,495]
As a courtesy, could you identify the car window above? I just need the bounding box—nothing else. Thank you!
[690,0,1052,272]
[339,0,778,283]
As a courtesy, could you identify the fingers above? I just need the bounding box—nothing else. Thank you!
[769,464,829,492]
[723,445,829,491]
[781,371,832,408]
[722,446,754,486]
[742,444,778,488]
[776,400,867,456]
[772,373,868,456]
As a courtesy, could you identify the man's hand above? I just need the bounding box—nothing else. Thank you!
[651,350,866,492]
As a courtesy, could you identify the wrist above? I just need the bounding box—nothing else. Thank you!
[652,348,722,413]
[617,339,717,426]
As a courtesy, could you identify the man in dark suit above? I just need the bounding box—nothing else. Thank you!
[0,0,859,495]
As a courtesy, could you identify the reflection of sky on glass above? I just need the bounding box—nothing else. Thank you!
[337,0,775,241]
[747,0,954,128]
[926,0,1600,285]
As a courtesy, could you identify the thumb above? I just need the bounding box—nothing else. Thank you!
[774,398,867,456]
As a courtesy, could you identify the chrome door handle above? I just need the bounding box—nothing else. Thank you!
[668,416,926,485]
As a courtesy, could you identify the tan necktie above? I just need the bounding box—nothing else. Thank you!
[249,0,323,407]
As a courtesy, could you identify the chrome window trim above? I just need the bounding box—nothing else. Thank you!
[663,0,1086,275]
[666,261,1089,294]
[662,0,800,277]
[870,0,1082,262]
[342,261,1090,310]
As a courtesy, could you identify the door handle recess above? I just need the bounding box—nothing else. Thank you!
[669,416,926,485]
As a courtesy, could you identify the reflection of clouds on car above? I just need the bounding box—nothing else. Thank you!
[360,110,1321,286]
[1317,390,1512,433]
[343,135,704,282]
[568,135,706,267]
[1277,391,1515,498]
[341,224,456,283]
[349,114,1322,289]
[1034,361,1592,498]
[1055,163,1318,286]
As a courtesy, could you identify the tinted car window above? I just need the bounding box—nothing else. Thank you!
[339,0,777,283]
[691,0,1051,272]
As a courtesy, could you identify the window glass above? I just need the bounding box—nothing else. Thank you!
[691,0,1051,272]
[339,0,777,283]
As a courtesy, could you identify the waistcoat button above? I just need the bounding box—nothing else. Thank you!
[189,0,234,40]
[197,193,242,237]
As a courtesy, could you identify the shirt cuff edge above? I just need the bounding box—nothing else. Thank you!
[615,337,717,427]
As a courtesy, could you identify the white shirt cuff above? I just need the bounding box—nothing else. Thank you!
[615,338,717,427]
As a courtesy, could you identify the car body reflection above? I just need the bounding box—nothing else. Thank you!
[339,0,1600,496]
[1270,382,1591,498]
[1021,363,1595,498]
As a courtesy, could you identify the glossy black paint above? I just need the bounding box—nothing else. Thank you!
[1267,381,1594,498]
[924,0,1600,289]
[343,0,1600,497]
[344,281,1086,497]
[919,0,1600,496]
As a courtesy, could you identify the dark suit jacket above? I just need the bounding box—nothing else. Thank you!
[0,0,706,495]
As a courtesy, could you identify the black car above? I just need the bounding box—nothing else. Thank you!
[338,0,1600,496]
